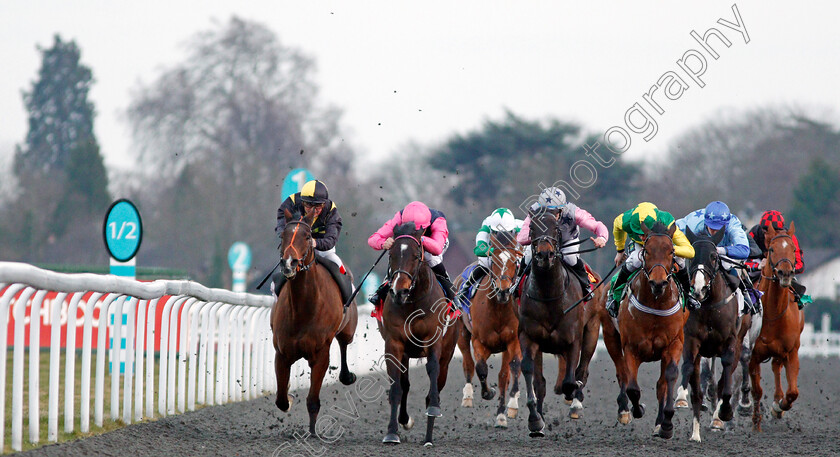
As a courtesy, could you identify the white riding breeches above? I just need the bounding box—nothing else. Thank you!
[425,238,449,268]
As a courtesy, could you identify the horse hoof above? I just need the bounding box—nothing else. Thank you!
[563,398,573,406]
[400,416,415,430]
[711,418,724,430]
[461,398,474,408]
[528,416,546,437]
[738,403,752,417]
[771,401,784,419]
[652,424,660,436]
[426,406,442,417]
[382,433,401,444]
[506,396,519,418]
[719,402,734,422]
[569,398,583,420]
[656,424,674,440]
[554,385,563,396]
[495,413,508,428]
[632,403,646,419]
[276,395,292,412]
[462,384,474,407]
[339,371,357,386]
[675,399,689,409]
[482,387,497,401]
[675,386,689,409]
[423,441,434,448]
[618,411,631,425]
[507,407,518,419]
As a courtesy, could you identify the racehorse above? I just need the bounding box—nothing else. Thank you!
[379,222,462,446]
[613,221,688,439]
[518,208,588,437]
[272,209,358,434]
[457,230,523,428]
[749,222,804,432]
[674,227,744,442]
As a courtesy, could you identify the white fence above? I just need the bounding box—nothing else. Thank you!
[799,314,840,358]
[0,261,277,452]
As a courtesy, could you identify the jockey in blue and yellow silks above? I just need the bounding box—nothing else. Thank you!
[606,202,697,317]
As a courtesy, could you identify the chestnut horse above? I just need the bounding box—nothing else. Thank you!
[674,227,744,442]
[749,222,804,431]
[457,230,523,428]
[379,223,462,446]
[612,221,688,439]
[518,208,587,437]
[272,209,358,434]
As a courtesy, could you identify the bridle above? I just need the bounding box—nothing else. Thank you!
[531,212,562,266]
[640,232,676,283]
[282,220,316,275]
[689,238,721,292]
[488,243,521,298]
[763,233,795,282]
[389,235,425,296]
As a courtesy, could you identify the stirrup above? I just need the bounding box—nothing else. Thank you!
[606,296,619,318]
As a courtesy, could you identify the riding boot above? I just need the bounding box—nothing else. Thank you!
[458,265,488,305]
[320,259,354,305]
[271,271,287,297]
[676,267,702,311]
[791,279,808,309]
[431,263,460,308]
[569,259,592,300]
[368,281,389,306]
[606,265,633,318]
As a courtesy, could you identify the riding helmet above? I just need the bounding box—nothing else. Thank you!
[704,201,731,230]
[300,180,329,204]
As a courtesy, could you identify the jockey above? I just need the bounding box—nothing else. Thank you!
[367,201,459,307]
[746,210,808,308]
[456,207,524,305]
[676,201,757,314]
[273,180,353,304]
[516,187,608,299]
[606,202,698,318]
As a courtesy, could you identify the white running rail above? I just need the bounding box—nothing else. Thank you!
[0,261,276,452]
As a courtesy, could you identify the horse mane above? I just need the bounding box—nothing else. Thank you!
[649,221,670,235]
[492,230,518,248]
[394,222,418,237]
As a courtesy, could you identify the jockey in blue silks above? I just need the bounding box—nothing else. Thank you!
[675,201,756,314]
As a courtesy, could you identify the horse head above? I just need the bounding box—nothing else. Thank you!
[489,229,523,303]
[685,226,725,302]
[280,208,315,279]
[764,222,796,288]
[640,221,676,298]
[388,222,425,305]
[529,207,560,268]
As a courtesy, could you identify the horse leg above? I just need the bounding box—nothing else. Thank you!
[383,343,405,444]
[779,352,800,413]
[676,337,696,410]
[458,327,475,407]
[473,340,496,401]
[423,346,443,447]
[700,358,714,411]
[573,313,601,410]
[337,311,357,386]
[624,351,645,420]
[603,318,630,423]
[535,351,547,417]
[715,339,738,424]
[554,355,566,397]
[562,341,582,403]
[398,356,414,431]
[306,350,330,435]
[506,342,522,419]
[688,354,703,442]
[770,357,785,418]
[274,351,293,412]
[495,347,512,427]
[738,339,753,416]
[519,335,545,437]
[749,355,764,432]
[655,346,680,440]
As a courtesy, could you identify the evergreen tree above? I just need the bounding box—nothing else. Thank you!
[789,158,840,248]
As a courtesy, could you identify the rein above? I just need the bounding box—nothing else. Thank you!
[282,220,316,275]
[389,235,425,296]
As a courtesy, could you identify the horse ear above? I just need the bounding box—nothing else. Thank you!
[283,208,293,221]
[685,227,696,244]
[764,224,777,248]
[640,220,651,236]
[668,223,676,237]
[788,220,795,236]
[711,226,725,245]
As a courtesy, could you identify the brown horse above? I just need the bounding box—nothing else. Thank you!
[518,208,587,437]
[379,223,462,446]
[749,222,804,431]
[674,227,744,442]
[272,209,358,434]
[456,230,523,428]
[612,221,688,439]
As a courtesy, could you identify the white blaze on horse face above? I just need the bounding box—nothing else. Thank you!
[781,240,788,249]
[693,265,706,297]
[497,251,512,268]
[400,244,408,256]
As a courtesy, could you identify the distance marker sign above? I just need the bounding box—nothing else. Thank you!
[103,199,143,262]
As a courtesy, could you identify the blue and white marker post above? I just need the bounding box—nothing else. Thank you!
[360,272,381,305]
[228,242,252,292]
[282,168,315,199]
[103,199,143,374]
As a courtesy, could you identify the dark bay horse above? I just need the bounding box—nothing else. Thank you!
[272,209,358,434]
[749,223,804,431]
[379,223,462,446]
[518,208,587,437]
[613,222,688,439]
[456,230,523,427]
[674,227,744,442]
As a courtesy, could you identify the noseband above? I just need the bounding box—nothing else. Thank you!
[641,232,676,283]
[689,239,720,289]
[282,220,316,275]
[389,235,425,295]
[764,234,795,282]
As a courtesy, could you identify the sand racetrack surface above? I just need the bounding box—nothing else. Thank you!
[19,354,840,457]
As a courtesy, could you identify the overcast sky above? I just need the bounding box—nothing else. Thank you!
[1,1,838,175]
